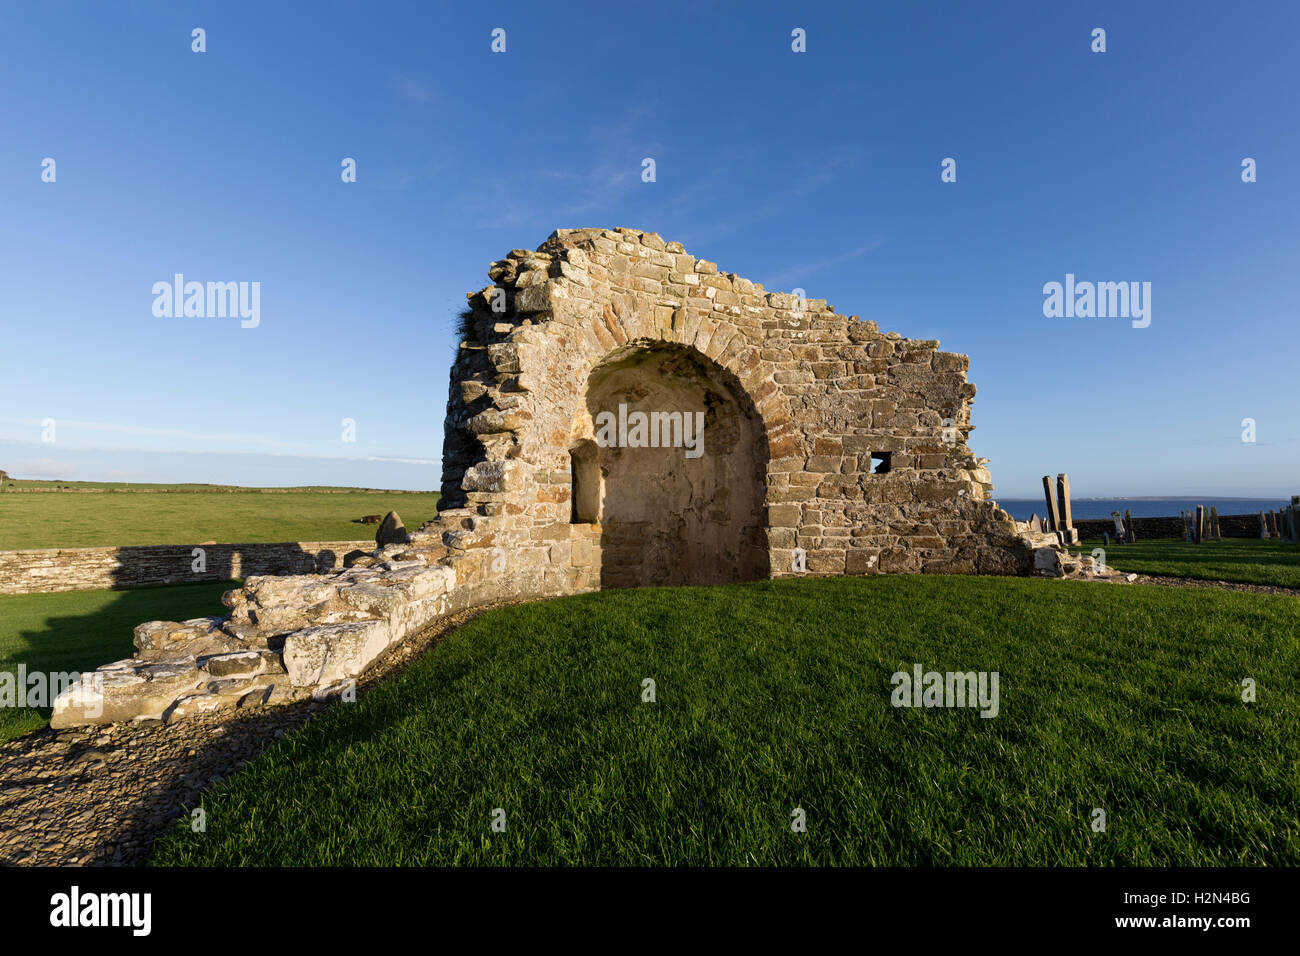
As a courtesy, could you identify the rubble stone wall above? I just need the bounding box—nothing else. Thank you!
[1074,513,1276,540]
[0,542,375,595]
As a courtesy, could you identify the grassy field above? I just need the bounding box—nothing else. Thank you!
[151,575,1299,866]
[0,479,411,492]
[0,489,442,550]
[1072,537,1300,589]
[0,581,235,742]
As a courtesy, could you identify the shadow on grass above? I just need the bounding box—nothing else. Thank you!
[0,581,236,741]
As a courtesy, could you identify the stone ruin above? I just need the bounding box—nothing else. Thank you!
[51,227,1118,728]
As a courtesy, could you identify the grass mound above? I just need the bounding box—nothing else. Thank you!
[152,576,1298,866]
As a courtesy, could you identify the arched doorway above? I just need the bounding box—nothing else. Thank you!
[577,342,769,588]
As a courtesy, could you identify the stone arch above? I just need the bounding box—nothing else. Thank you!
[569,301,802,466]
[572,340,770,588]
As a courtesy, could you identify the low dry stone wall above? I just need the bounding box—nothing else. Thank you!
[1073,513,1268,540]
[49,523,542,727]
[0,542,374,595]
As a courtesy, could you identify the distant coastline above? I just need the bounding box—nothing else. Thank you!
[1073,495,1282,502]
[997,497,1290,521]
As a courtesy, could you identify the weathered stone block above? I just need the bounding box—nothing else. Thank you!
[283,620,392,687]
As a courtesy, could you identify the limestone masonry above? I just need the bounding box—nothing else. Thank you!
[51,228,1114,728]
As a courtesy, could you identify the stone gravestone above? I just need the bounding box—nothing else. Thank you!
[1111,511,1126,543]
[375,511,411,546]
[1259,511,1270,539]
[1041,477,1059,536]
[1055,473,1078,546]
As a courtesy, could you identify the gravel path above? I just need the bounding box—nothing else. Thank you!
[1127,574,1300,598]
[0,603,506,866]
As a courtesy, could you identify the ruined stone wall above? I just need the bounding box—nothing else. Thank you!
[49,536,550,727]
[0,541,375,596]
[439,227,1031,589]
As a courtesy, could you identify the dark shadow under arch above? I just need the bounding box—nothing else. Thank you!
[583,341,770,588]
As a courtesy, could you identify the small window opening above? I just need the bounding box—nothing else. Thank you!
[570,441,599,523]
[871,452,892,474]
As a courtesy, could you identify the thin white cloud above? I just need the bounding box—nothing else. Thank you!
[362,455,440,465]
[682,149,872,248]
[0,436,436,467]
[393,76,437,105]
[11,457,74,479]
[762,238,887,290]
[464,104,665,230]
[0,417,303,449]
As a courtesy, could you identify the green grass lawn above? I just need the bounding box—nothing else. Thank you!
[0,490,441,549]
[0,479,410,492]
[151,575,1299,866]
[0,581,235,741]
[1072,537,1300,589]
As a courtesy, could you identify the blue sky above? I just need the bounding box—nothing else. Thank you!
[1,1,1297,498]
